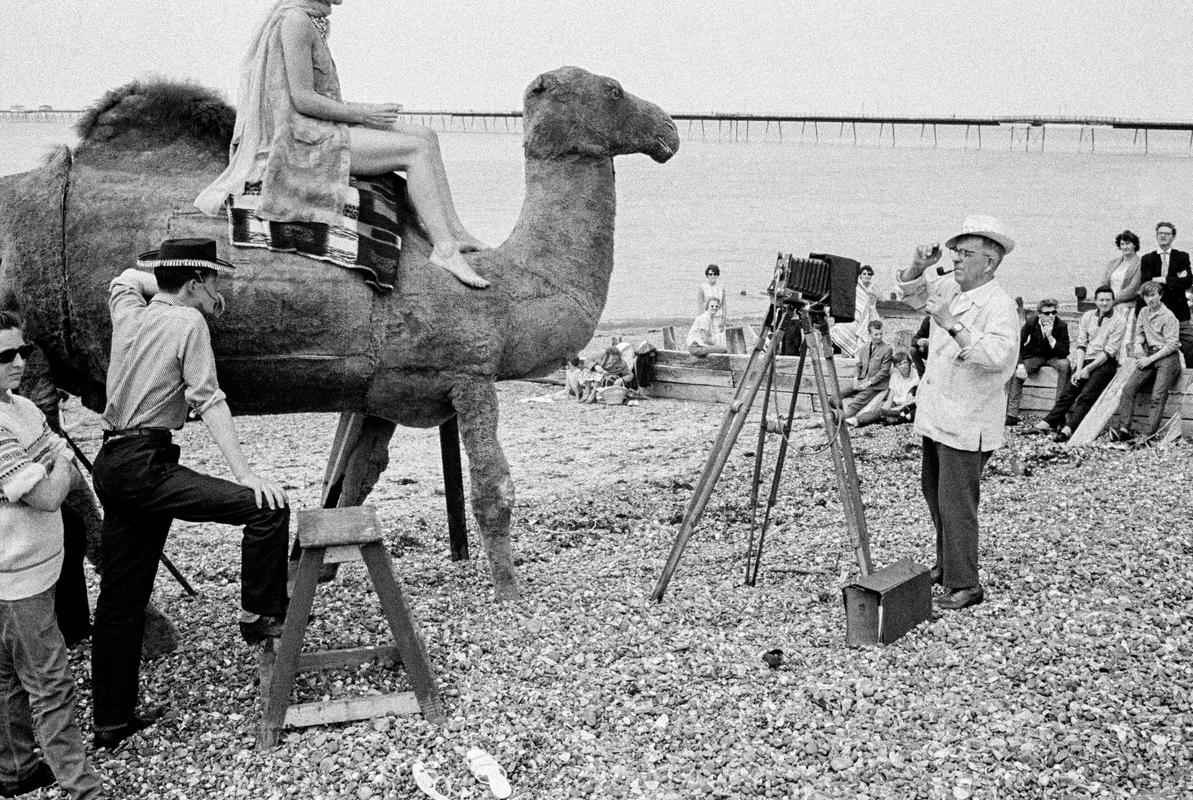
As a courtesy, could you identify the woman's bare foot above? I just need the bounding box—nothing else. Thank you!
[453,232,491,253]
[430,247,490,289]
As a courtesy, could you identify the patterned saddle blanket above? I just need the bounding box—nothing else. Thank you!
[226,174,413,293]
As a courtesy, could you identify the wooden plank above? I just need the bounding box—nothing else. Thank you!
[653,364,738,388]
[662,326,677,350]
[296,645,399,674]
[323,544,362,564]
[298,506,381,548]
[284,691,422,728]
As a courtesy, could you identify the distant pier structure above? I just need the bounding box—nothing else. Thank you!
[1,105,84,123]
[7,106,1193,154]
[388,110,1193,155]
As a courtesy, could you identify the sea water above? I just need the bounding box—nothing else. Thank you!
[5,119,1193,324]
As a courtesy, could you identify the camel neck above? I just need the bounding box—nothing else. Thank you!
[509,155,616,316]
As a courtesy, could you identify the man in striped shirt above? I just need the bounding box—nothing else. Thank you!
[90,239,289,750]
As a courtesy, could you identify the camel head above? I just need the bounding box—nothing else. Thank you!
[522,67,679,163]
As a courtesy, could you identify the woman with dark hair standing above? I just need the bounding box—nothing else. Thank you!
[195,0,488,288]
[1101,229,1141,359]
[696,264,727,319]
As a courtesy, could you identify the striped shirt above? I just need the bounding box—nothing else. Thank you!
[101,271,226,431]
[0,392,66,600]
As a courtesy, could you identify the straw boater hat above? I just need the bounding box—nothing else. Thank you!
[945,214,1016,256]
[136,238,235,272]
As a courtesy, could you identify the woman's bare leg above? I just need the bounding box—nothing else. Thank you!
[388,123,488,252]
[348,127,489,288]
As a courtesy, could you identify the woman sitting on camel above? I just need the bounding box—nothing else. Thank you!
[195,0,488,288]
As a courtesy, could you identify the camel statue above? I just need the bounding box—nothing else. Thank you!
[0,66,679,602]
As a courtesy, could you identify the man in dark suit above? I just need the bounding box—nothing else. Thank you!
[840,319,893,421]
[1005,298,1070,425]
[1140,221,1193,366]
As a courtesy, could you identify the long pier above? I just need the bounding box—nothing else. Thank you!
[6,107,1192,153]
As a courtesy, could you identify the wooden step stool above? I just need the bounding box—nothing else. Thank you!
[257,506,445,747]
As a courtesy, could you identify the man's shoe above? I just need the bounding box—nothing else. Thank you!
[93,707,166,750]
[1030,421,1053,435]
[935,585,985,610]
[1052,428,1070,443]
[929,564,942,585]
[1004,415,1019,427]
[239,614,286,645]
[1107,426,1132,443]
[0,761,55,797]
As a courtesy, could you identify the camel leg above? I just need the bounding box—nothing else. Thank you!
[450,380,519,600]
[331,414,398,508]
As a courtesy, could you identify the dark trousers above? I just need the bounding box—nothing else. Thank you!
[1109,352,1183,437]
[921,437,991,589]
[1043,358,1118,431]
[90,436,288,729]
[54,502,92,648]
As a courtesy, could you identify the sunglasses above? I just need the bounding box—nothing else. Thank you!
[1040,310,1057,316]
[0,344,34,364]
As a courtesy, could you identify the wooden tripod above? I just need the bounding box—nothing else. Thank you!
[650,300,873,602]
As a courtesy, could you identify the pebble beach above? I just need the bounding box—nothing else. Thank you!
[50,374,1193,799]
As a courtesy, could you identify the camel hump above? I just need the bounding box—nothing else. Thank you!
[74,79,234,165]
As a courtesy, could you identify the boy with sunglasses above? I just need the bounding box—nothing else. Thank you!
[89,238,290,750]
[1005,298,1071,426]
[0,312,107,798]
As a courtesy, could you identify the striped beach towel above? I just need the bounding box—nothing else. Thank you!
[226,174,410,293]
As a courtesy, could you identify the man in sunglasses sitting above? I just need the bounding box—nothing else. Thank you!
[1005,298,1071,427]
[89,238,290,750]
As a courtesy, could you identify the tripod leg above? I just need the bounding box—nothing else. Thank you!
[806,321,874,576]
[743,358,778,584]
[652,307,790,601]
[746,339,810,586]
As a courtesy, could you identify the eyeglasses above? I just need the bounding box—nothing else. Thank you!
[1040,310,1057,316]
[950,247,985,260]
[0,344,34,364]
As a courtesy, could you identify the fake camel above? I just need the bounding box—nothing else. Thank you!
[0,67,679,601]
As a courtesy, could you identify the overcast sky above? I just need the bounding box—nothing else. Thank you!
[3,1,1190,120]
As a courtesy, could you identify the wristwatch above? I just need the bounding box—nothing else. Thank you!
[947,322,964,338]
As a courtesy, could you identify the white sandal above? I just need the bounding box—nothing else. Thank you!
[412,761,455,800]
[466,748,512,798]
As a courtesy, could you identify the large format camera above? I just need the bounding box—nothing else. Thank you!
[772,252,860,322]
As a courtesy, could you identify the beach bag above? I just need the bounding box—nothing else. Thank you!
[630,342,658,389]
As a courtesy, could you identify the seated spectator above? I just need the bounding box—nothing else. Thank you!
[837,319,891,420]
[829,264,879,357]
[1105,280,1183,444]
[1006,298,1071,426]
[687,297,728,358]
[848,351,919,428]
[1033,285,1124,441]
[564,347,631,403]
[910,315,930,376]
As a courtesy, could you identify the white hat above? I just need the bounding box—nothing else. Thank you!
[945,214,1015,255]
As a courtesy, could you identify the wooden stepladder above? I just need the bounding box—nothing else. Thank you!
[257,506,444,748]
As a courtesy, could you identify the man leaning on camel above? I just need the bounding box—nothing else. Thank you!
[895,215,1020,611]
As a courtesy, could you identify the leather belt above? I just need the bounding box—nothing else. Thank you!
[102,428,171,444]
